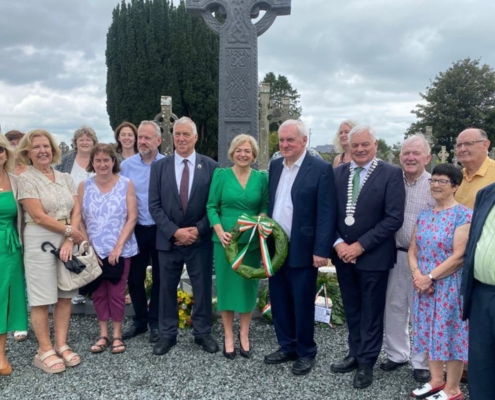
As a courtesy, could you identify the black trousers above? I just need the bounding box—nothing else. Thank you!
[128,224,160,330]
[269,262,318,358]
[158,245,213,339]
[468,280,495,400]
[335,262,389,365]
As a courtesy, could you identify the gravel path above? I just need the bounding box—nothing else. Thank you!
[1,316,469,400]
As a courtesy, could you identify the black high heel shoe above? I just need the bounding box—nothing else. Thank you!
[238,333,251,359]
[223,338,236,360]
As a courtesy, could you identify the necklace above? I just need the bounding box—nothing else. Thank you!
[345,159,378,226]
[232,167,251,186]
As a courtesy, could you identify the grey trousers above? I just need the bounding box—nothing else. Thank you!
[383,250,428,369]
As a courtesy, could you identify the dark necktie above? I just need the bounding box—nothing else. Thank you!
[352,167,363,202]
[180,159,189,214]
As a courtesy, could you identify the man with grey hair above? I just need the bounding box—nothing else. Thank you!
[121,121,164,342]
[264,119,336,375]
[149,117,219,356]
[331,125,405,389]
[380,134,434,383]
[455,128,495,210]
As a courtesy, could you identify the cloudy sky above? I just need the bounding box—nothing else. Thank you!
[1,0,494,148]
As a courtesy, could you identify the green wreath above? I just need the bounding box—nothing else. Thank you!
[225,214,288,280]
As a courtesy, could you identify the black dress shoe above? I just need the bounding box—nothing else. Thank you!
[194,334,219,353]
[380,359,408,372]
[122,325,148,340]
[330,355,358,373]
[353,364,373,389]
[222,339,236,360]
[292,357,316,375]
[152,337,177,356]
[264,349,298,365]
[413,369,431,383]
[238,333,251,359]
[149,329,160,344]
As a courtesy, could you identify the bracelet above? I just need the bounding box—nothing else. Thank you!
[64,225,72,238]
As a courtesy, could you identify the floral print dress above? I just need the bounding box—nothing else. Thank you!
[412,204,471,362]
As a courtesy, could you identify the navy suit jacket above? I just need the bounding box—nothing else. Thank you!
[268,153,337,268]
[331,161,405,271]
[149,153,218,251]
[462,182,495,320]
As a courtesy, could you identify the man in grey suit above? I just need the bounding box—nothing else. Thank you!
[149,117,219,356]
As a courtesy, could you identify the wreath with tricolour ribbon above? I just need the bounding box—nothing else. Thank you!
[225,214,288,280]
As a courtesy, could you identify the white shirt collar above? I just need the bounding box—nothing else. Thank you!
[350,158,375,171]
[283,150,307,169]
[175,150,196,166]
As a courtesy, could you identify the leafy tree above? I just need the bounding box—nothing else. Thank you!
[406,58,495,153]
[269,131,279,157]
[262,72,302,120]
[377,139,390,156]
[106,0,219,158]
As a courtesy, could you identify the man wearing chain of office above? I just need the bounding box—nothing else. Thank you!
[330,125,405,389]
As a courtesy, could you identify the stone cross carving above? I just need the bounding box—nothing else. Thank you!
[186,0,291,166]
[259,82,271,170]
[437,146,449,163]
[154,96,178,156]
[59,142,70,156]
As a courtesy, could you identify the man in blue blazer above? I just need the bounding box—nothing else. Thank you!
[149,117,219,356]
[462,182,495,400]
[264,119,337,375]
[330,126,405,389]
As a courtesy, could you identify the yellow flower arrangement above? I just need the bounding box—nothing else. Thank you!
[177,289,193,329]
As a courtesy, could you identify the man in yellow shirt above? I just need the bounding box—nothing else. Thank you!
[455,128,495,209]
[462,182,495,400]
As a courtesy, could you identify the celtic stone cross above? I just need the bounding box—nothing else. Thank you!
[186,0,291,166]
[437,146,449,164]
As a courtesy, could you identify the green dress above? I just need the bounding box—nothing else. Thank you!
[207,168,269,313]
[0,191,28,334]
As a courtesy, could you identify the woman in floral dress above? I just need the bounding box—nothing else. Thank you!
[409,164,471,400]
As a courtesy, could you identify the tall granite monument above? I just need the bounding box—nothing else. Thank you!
[186,0,291,166]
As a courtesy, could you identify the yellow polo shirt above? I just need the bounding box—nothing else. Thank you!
[455,157,495,209]
[474,205,495,285]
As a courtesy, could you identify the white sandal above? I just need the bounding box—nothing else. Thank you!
[14,331,28,342]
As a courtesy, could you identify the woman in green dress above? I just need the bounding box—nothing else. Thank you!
[0,134,28,376]
[207,134,269,360]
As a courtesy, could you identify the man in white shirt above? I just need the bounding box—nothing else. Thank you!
[264,119,337,376]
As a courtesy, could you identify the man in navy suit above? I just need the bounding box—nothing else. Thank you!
[462,182,495,400]
[264,119,337,375]
[330,125,405,389]
[149,117,219,356]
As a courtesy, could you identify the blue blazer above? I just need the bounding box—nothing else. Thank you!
[462,182,495,320]
[149,153,218,252]
[268,153,337,268]
[331,161,405,271]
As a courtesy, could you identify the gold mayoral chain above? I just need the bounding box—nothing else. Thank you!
[345,158,378,226]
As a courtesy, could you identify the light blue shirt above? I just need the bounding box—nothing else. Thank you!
[121,152,165,225]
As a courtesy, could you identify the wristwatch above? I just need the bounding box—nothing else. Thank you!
[428,273,435,281]
[64,225,72,238]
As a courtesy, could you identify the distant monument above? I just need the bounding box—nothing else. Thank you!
[186,0,291,166]
[154,96,178,155]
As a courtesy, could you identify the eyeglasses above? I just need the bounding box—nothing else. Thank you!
[428,178,451,186]
[455,140,486,149]
[0,146,5,154]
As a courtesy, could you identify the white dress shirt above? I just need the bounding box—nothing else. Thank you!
[174,151,196,199]
[272,150,306,238]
